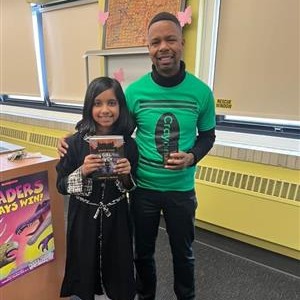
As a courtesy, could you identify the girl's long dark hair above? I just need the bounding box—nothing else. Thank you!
[76,77,135,137]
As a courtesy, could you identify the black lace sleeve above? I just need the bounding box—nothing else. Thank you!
[56,133,89,194]
[118,136,139,190]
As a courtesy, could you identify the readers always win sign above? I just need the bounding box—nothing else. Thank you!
[0,171,55,286]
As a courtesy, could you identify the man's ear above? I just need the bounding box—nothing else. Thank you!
[182,38,185,47]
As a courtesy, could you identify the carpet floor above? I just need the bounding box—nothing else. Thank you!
[154,220,299,300]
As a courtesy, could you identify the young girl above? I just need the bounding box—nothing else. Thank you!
[56,77,138,300]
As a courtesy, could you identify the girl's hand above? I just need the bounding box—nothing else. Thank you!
[114,158,131,174]
[81,154,103,177]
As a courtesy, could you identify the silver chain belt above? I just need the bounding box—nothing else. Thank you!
[75,194,126,219]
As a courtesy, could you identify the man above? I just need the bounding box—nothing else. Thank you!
[58,12,216,300]
[125,12,215,300]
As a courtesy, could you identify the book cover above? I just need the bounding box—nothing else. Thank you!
[88,135,124,180]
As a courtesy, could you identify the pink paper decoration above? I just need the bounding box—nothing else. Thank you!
[113,68,125,84]
[98,11,109,25]
[177,5,192,27]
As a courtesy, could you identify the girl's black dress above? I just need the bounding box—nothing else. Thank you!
[56,132,138,300]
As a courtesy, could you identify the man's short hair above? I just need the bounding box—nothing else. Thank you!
[148,11,181,30]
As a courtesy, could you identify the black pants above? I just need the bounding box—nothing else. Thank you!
[131,187,197,300]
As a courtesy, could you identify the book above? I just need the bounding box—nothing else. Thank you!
[88,135,124,180]
[0,140,25,154]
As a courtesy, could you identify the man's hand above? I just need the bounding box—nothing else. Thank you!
[164,152,194,170]
[57,135,70,157]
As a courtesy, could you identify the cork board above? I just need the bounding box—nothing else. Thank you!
[104,0,185,49]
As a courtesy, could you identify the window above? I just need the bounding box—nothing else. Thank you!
[1,0,299,139]
[196,0,299,138]
[1,0,99,111]
[1,0,41,101]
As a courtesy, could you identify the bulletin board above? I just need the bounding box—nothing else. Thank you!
[104,0,186,49]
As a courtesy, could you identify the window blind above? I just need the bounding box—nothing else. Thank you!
[1,0,40,97]
[213,0,299,121]
[42,1,100,104]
